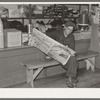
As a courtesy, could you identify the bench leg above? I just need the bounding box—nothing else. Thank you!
[26,68,30,84]
[26,67,43,88]
[88,57,95,72]
[29,69,34,88]
[44,68,47,77]
[85,57,95,72]
[33,67,43,80]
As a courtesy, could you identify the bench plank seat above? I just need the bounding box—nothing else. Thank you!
[22,59,59,69]
[76,50,99,61]
[21,50,99,87]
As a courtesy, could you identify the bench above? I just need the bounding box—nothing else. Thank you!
[21,50,99,87]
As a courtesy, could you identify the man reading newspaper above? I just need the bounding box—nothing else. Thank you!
[28,20,78,88]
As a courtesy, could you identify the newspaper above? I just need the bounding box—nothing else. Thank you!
[28,28,76,65]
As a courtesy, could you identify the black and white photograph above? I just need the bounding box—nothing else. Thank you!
[0,1,100,90]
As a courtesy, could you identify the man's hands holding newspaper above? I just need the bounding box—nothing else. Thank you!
[65,45,75,56]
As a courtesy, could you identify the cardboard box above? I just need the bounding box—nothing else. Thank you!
[4,29,22,47]
[9,9,21,18]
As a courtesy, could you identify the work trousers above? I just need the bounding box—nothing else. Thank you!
[61,56,78,78]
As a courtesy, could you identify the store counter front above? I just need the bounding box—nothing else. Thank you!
[0,31,93,87]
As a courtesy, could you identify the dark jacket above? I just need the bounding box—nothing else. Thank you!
[46,27,77,78]
[46,27,75,50]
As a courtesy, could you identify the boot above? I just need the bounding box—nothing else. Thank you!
[66,76,77,88]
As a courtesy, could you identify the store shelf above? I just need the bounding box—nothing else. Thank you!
[1,17,29,19]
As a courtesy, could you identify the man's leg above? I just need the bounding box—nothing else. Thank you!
[62,56,78,87]
[65,56,78,78]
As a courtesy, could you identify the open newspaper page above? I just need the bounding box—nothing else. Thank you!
[28,28,76,65]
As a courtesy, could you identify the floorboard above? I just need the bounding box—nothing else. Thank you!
[6,68,100,88]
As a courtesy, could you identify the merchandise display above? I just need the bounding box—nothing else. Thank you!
[43,4,79,19]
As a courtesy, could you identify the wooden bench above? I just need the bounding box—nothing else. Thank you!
[21,50,99,87]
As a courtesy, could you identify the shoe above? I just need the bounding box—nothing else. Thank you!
[66,80,74,88]
[72,77,78,83]
[66,78,77,88]
[66,75,78,83]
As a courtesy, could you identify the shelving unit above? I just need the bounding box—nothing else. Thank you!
[1,4,92,27]
[1,4,98,32]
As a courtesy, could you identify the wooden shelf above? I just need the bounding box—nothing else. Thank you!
[1,17,30,19]
[1,16,79,20]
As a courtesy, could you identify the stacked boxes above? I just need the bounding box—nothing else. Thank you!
[4,29,22,47]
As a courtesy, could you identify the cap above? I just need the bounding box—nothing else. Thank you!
[64,20,75,28]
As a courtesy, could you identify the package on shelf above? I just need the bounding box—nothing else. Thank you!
[8,7,23,18]
[0,4,20,18]
[4,29,22,47]
[22,33,28,43]
[34,10,43,14]
[35,5,43,11]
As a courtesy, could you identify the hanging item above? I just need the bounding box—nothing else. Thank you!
[0,5,8,18]
[79,11,89,24]
[78,10,89,31]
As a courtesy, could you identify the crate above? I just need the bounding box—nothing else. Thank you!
[4,29,22,48]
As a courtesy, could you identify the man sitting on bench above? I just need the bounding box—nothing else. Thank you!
[46,19,78,88]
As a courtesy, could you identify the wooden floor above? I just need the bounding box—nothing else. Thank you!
[7,68,100,88]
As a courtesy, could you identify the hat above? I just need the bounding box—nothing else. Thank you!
[64,20,75,28]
